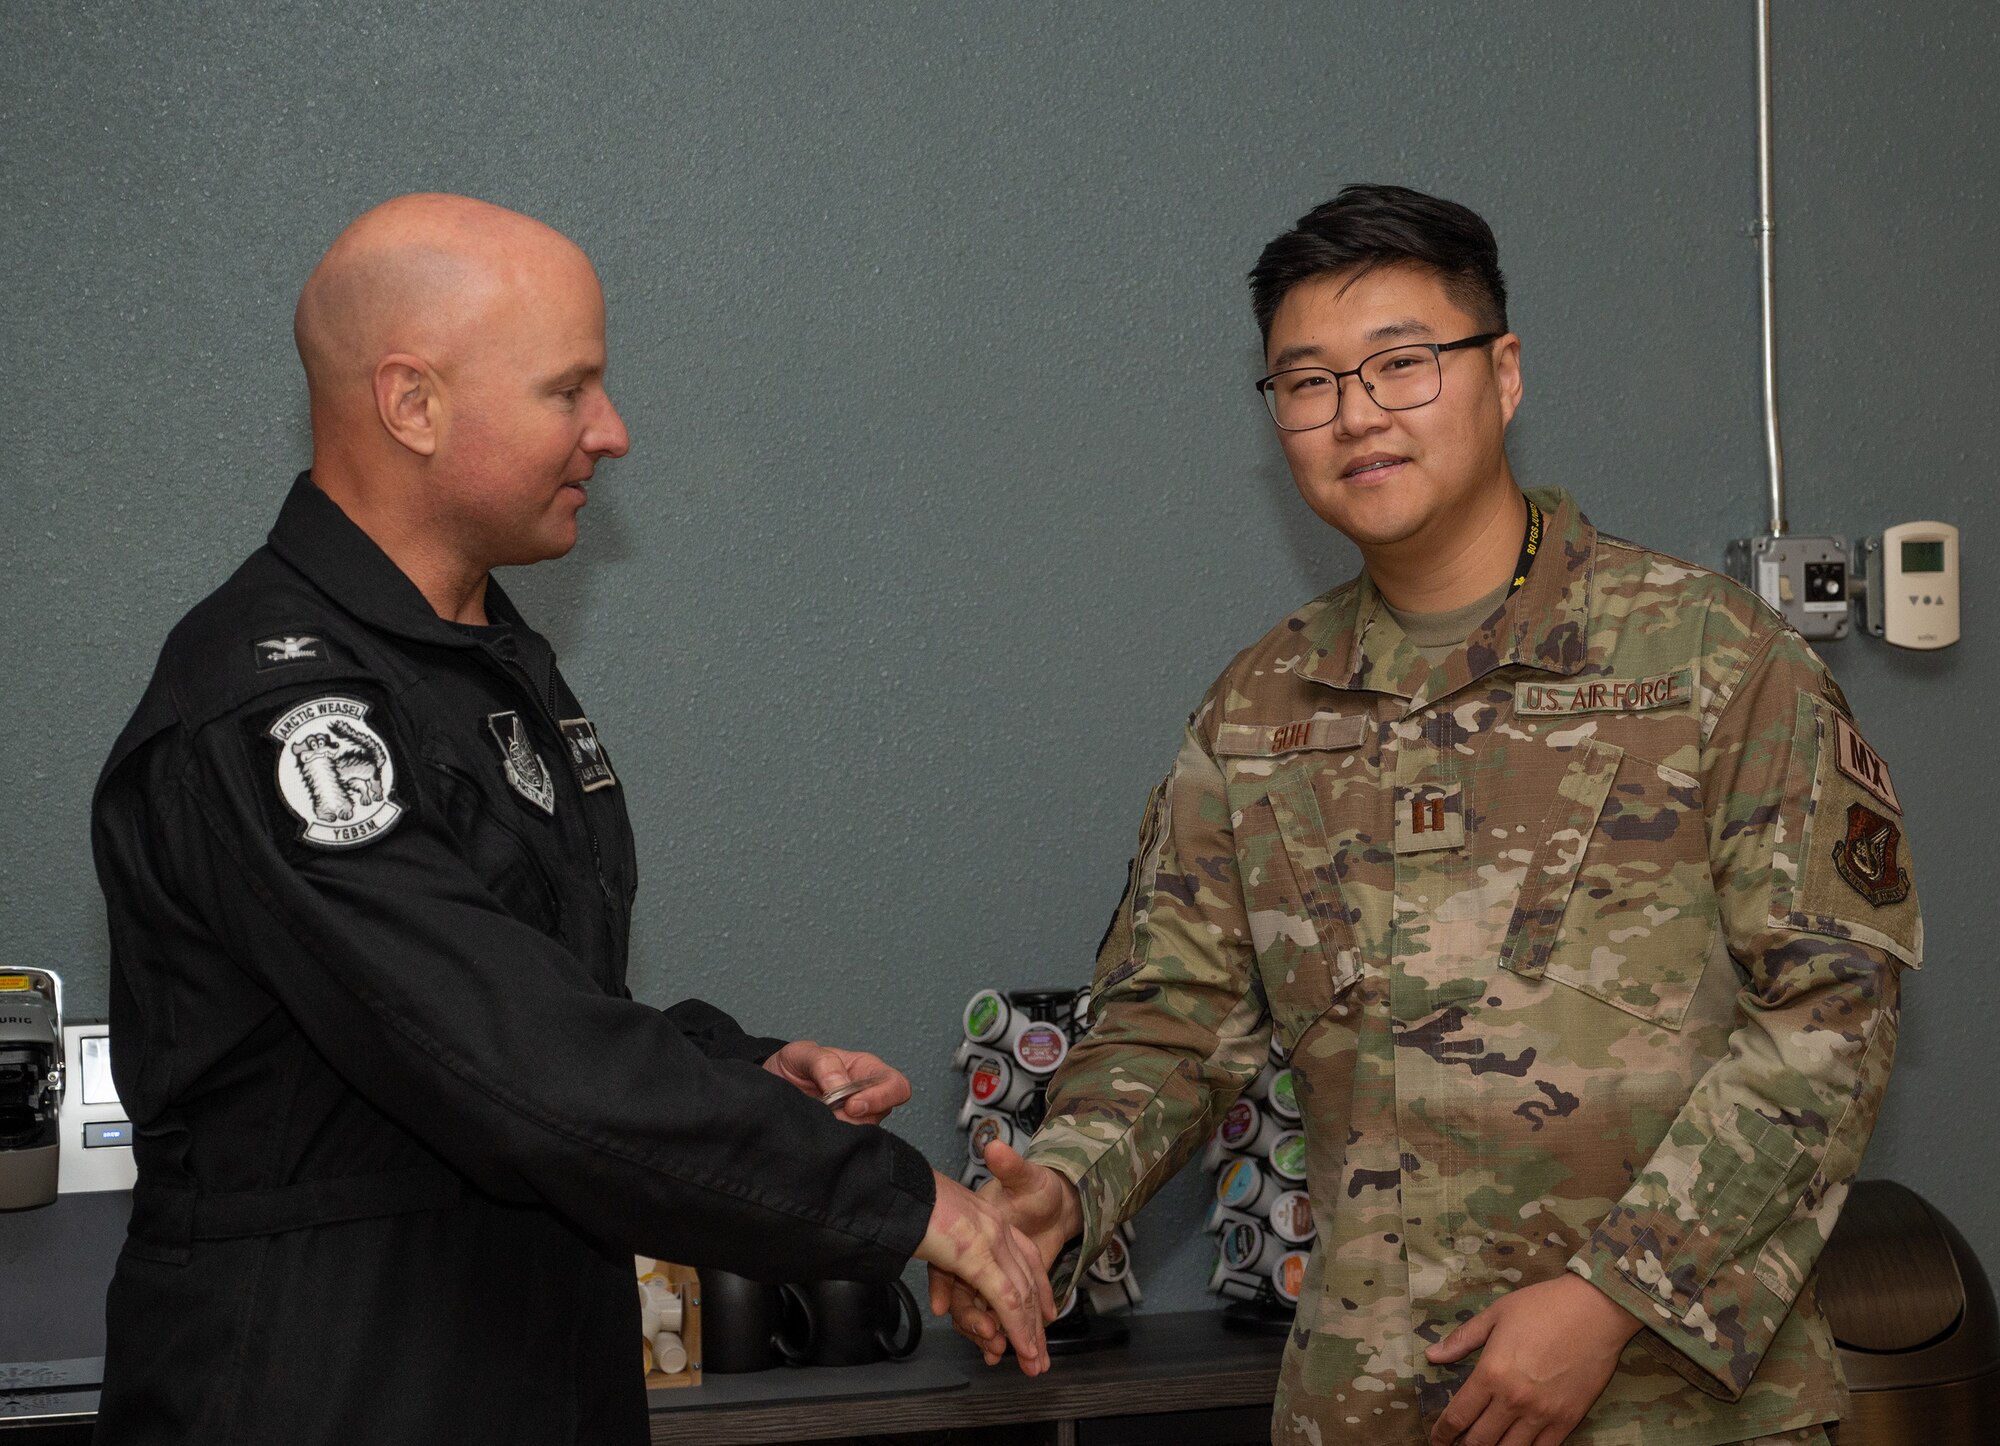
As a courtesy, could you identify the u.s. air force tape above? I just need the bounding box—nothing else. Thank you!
[269,696,403,848]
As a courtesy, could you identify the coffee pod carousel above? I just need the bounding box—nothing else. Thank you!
[956,986,1136,1353]
[1203,1037,1313,1334]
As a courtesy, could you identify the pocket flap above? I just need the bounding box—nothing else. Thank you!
[1500,739,1623,980]
[1243,771,1363,1048]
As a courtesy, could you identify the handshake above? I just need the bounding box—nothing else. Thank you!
[916,1141,1083,1376]
[764,1034,1085,1375]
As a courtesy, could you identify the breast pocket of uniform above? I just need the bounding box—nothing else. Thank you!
[1500,737,1715,1028]
[420,741,564,940]
[1221,721,1368,1052]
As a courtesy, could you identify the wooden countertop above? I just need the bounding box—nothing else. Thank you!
[644,1309,1285,1445]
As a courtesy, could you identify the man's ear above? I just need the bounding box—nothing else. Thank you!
[374,354,442,457]
[1491,333,1524,428]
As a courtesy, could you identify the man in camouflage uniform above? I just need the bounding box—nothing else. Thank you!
[939,186,1918,1446]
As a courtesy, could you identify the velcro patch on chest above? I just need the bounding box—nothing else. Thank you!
[1214,715,1367,757]
[1394,780,1465,853]
[1515,670,1693,716]
[559,717,617,792]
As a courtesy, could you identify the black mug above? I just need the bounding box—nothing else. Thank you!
[775,1278,923,1367]
[697,1268,785,1373]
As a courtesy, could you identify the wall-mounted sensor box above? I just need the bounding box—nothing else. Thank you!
[1860,522,1960,650]
[1725,533,1850,640]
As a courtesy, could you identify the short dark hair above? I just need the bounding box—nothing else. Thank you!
[1248,184,1508,342]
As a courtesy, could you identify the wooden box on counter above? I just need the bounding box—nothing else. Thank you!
[637,1259,701,1390]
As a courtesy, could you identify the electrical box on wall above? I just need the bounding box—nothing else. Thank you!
[1725,533,1850,640]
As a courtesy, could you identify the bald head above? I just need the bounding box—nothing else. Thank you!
[294,193,588,402]
[292,194,629,616]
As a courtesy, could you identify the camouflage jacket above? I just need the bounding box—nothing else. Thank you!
[1025,489,1919,1446]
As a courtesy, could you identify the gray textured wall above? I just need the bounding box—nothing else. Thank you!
[4,2,1994,1317]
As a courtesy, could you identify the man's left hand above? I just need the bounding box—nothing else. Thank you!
[1424,1273,1644,1446]
[763,1040,911,1124]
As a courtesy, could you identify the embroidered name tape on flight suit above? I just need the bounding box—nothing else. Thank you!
[1213,716,1367,757]
[559,717,617,791]
[1515,669,1692,715]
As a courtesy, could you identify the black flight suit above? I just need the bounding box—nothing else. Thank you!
[90,474,936,1445]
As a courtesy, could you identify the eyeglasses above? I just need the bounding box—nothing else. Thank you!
[1255,333,1500,432]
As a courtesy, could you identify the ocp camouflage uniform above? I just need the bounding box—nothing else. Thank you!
[1024,488,1917,1446]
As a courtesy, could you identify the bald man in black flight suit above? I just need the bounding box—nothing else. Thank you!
[90,193,1054,1446]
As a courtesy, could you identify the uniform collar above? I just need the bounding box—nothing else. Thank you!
[266,471,525,649]
[1296,485,1594,711]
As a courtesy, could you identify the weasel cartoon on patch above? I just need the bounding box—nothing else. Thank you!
[269,697,404,847]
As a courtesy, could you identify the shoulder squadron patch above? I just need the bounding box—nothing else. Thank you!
[1831,802,1911,907]
[269,697,402,848]
[558,717,617,791]
[253,634,325,670]
[486,712,556,814]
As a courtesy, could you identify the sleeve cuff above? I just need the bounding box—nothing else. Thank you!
[1567,1234,1786,1401]
[869,1132,938,1263]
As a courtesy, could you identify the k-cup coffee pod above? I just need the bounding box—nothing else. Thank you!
[1270,1249,1309,1305]
[1218,1217,1266,1274]
[958,1054,1038,1124]
[953,1038,1010,1073]
[1209,1255,1264,1302]
[651,1330,688,1375]
[962,988,1013,1045]
[1011,1020,1069,1076]
[1227,1222,1300,1277]
[965,1109,1014,1163]
[1264,1068,1301,1122]
[1086,1232,1130,1284]
[1268,1188,1316,1245]
[1214,1156,1282,1216]
[960,1160,993,1190]
[1218,1096,1264,1151]
[1267,1129,1308,1182]
[1269,1033,1290,1067]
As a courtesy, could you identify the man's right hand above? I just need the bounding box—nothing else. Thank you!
[931,1141,1084,1366]
[915,1168,1059,1376]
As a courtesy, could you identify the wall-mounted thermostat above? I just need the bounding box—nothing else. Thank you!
[1861,522,1960,650]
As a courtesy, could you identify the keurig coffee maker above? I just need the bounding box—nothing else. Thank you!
[0,969,63,1211]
